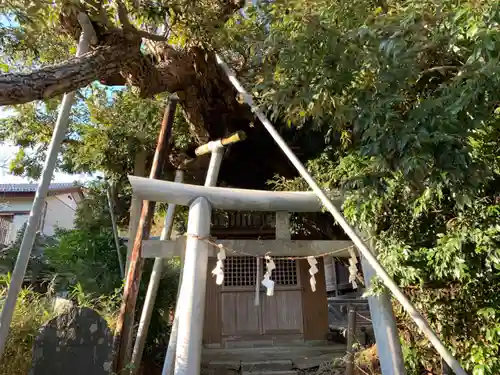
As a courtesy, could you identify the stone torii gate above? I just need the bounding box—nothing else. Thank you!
[128,176,400,375]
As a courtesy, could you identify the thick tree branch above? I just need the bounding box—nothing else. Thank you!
[0,34,194,106]
[0,43,133,106]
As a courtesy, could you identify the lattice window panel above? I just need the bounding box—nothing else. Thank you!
[223,256,257,287]
[223,256,298,287]
[270,259,298,285]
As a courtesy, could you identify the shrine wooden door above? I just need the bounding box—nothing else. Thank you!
[219,256,304,345]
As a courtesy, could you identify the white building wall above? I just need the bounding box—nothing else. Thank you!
[41,194,79,236]
[9,214,29,243]
[0,191,81,242]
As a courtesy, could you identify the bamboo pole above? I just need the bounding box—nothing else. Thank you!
[126,150,147,273]
[0,13,96,360]
[113,97,179,374]
[215,54,468,375]
[130,169,184,374]
[107,182,125,278]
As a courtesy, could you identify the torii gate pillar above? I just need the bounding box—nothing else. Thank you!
[174,196,211,375]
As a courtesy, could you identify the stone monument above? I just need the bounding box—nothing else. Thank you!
[30,307,113,375]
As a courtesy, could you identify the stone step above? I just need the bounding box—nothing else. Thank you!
[241,359,293,372]
[242,371,299,375]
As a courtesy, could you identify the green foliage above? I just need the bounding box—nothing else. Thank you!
[233,1,500,373]
[76,179,131,232]
[0,1,74,72]
[2,0,500,372]
[0,88,155,179]
[0,275,55,375]
[44,227,124,295]
[140,258,180,363]
[0,0,243,72]
[66,88,162,179]
[67,282,122,331]
[0,224,57,284]
[0,86,195,231]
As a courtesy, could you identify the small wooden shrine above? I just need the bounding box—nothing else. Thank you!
[137,179,356,351]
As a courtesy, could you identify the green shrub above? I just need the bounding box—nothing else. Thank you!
[0,275,55,375]
[0,275,122,375]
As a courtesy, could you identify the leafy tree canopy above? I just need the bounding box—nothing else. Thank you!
[221,1,500,373]
[1,0,500,373]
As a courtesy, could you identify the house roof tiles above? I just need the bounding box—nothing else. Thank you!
[0,183,81,193]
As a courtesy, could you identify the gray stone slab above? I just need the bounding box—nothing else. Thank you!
[242,371,299,375]
[30,307,113,375]
[293,353,339,370]
[241,359,293,371]
[205,360,241,370]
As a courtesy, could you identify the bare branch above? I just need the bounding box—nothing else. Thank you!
[116,0,134,30]
[421,65,460,75]
[135,29,170,42]
[83,0,111,27]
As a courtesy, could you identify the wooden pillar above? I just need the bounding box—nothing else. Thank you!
[346,305,356,375]
[275,211,290,240]
[113,99,178,374]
